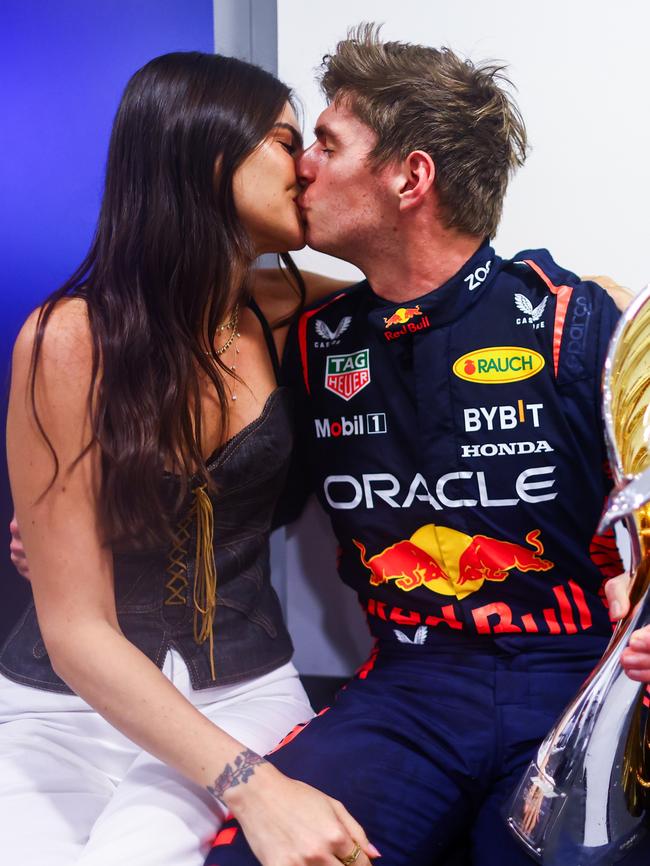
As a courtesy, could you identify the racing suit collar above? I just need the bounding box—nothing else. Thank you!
[367,241,500,336]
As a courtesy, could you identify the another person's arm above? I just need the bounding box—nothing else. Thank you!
[7,300,377,866]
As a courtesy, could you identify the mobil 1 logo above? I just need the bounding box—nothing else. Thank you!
[314,412,387,439]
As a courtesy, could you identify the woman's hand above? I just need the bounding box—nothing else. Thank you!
[222,759,379,866]
[583,274,635,312]
[605,572,650,682]
[9,513,29,580]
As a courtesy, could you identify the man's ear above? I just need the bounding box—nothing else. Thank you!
[395,150,435,211]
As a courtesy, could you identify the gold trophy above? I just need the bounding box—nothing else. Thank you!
[507,284,650,864]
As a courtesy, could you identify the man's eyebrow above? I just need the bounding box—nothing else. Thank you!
[272,122,303,150]
[314,124,341,145]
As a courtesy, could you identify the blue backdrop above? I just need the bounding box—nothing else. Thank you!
[0,0,214,640]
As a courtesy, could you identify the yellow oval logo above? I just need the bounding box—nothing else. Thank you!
[452,346,545,383]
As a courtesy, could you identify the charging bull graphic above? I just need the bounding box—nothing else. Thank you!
[353,524,553,601]
[384,305,423,327]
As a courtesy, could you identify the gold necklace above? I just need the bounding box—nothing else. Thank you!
[204,304,241,401]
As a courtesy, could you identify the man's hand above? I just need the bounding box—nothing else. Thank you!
[9,513,30,580]
[605,572,650,681]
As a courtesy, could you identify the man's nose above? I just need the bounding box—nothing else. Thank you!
[297,144,317,186]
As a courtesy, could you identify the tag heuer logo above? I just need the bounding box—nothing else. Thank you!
[325,349,371,401]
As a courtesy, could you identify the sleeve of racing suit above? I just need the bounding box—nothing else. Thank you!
[594,287,626,574]
[596,288,623,381]
[592,286,623,508]
[271,319,314,529]
[594,286,622,451]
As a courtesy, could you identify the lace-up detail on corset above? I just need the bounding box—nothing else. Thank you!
[165,484,218,680]
[165,511,194,606]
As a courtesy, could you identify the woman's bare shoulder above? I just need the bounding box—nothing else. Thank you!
[11,297,95,416]
[13,297,91,371]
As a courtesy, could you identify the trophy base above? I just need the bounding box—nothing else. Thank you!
[506,761,567,862]
[506,760,649,865]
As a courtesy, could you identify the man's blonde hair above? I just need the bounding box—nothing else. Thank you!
[319,24,528,238]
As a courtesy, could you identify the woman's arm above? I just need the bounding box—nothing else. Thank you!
[581,275,635,311]
[254,267,635,330]
[7,300,376,866]
[252,267,634,361]
[252,268,352,323]
[251,267,357,362]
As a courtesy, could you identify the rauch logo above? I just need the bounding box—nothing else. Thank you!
[452,346,545,384]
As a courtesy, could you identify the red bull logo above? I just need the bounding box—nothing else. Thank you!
[354,524,553,601]
[384,305,423,327]
[383,305,431,342]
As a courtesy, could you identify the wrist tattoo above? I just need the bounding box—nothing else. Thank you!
[207,749,267,800]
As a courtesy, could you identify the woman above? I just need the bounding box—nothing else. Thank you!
[0,51,376,866]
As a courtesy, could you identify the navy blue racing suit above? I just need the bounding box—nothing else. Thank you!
[205,244,647,866]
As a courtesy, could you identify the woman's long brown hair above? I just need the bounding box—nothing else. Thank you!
[28,52,303,549]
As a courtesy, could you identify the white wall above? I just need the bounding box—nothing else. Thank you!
[277,0,649,675]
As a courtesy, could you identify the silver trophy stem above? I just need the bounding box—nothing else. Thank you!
[507,577,650,863]
[507,283,650,864]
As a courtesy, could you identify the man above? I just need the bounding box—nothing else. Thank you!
[202,25,650,866]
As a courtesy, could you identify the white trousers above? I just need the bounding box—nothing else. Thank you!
[0,650,313,865]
